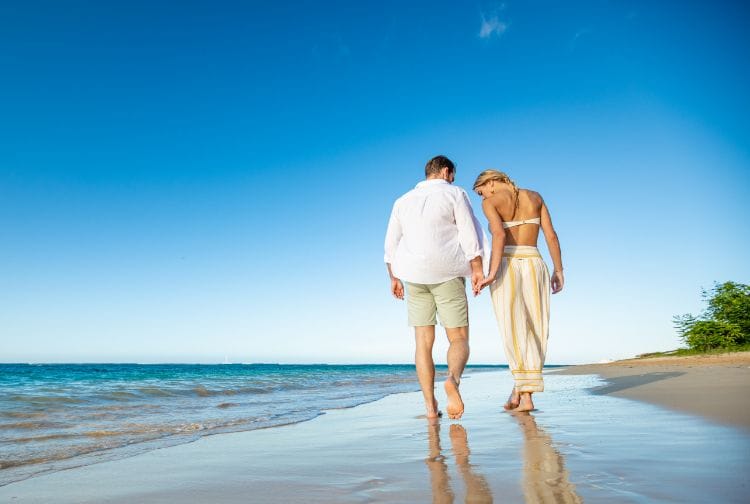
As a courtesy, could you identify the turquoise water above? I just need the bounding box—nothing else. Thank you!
[0,363,502,485]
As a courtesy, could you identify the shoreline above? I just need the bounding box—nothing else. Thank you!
[557,351,750,431]
[0,366,504,488]
[1,370,747,503]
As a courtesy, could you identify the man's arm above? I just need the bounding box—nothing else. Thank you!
[454,190,484,295]
[384,203,404,300]
[386,263,404,300]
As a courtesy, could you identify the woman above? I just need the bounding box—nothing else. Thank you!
[473,170,564,412]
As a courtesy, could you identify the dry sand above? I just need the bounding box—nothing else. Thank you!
[558,351,750,431]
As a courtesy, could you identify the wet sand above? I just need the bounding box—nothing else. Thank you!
[0,370,748,503]
[558,352,750,432]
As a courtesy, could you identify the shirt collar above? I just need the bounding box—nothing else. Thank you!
[415,179,449,189]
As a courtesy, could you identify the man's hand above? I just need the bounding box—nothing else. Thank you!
[391,277,404,300]
[551,271,564,294]
[471,270,484,296]
[469,255,484,296]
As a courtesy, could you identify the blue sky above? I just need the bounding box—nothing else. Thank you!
[1,1,748,364]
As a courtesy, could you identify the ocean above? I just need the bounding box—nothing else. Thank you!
[0,363,502,486]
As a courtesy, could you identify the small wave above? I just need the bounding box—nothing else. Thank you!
[217,402,239,409]
[0,411,47,419]
[0,421,68,430]
[84,430,125,438]
[134,384,276,398]
[1,455,60,470]
[0,435,153,472]
[175,423,205,433]
[97,403,161,412]
[193,386,211,397]
[101,391,140,400]
[191,385,275,397]
[136,386,176,397]
[3,432,78,444]
[231,386,274,395]
[24,383,290,401]
[6,395,86,405]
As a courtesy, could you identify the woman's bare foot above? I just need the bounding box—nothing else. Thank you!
[503,388,520,410]
[512,392,535,412]
[444,376,464,419]
[425,398,442,419]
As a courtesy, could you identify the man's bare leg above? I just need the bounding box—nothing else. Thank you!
[415,326,440,418]
[444,326,469,419]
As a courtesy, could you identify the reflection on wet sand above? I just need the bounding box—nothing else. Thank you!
[425,420,493,503]
[425,420,454,504]
[513,412,582,504]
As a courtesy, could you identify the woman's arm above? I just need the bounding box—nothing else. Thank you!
[540,201,564,293]
[480,197,506,289]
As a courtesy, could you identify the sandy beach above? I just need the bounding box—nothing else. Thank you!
[558,351,750,432]
[1,367,748,503]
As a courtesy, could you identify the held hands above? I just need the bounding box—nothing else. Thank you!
[473,271,496,295]
[471,270,488,296]
[477,275,496,292]
[390,277,404,300]
[474,270,563,295]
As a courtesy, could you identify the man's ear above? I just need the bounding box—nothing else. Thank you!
[440,167,450,180]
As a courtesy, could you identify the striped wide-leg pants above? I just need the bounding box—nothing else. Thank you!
[489,246,551,392]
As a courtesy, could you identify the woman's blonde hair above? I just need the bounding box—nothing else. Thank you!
[473,169,520,215]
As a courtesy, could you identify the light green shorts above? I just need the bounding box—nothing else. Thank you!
[404,277,468,328]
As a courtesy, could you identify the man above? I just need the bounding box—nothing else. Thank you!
[384,155,484,419]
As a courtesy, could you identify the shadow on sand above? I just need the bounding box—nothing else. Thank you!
[590,371,685,395]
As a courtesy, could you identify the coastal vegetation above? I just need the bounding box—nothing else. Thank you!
[673,281,750,353]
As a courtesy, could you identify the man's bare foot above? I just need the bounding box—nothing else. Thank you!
[512,392,534,412]
[503,388,520,410]
[425,398,442,419]
[444,376,464,419]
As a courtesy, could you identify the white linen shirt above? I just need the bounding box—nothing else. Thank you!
[384,179,484,284]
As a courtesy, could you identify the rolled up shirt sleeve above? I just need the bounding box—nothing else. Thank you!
[454,190,482,262]
[383,202,402,264]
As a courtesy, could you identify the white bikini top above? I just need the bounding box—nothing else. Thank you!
[502,217,541,229]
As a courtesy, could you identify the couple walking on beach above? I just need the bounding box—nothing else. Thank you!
[384,155,564,419]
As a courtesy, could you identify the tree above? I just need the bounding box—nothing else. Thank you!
[674,281,750,351]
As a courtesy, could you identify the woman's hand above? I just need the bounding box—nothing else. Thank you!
[551,270,564,294]
[476,274,497,293]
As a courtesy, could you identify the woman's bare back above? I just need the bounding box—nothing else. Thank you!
[497,189,544,246]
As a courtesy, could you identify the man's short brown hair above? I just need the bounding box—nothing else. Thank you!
[425,155,455,177]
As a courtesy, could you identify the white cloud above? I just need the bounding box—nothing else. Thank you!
[479,15,508,39]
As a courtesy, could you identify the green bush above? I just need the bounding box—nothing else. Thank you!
[674,281,750,351]
[681,320,742,352]
[705,282,750,344]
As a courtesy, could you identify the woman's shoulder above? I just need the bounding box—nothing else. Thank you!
[520,188,543,204]
[485,190,513,208]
